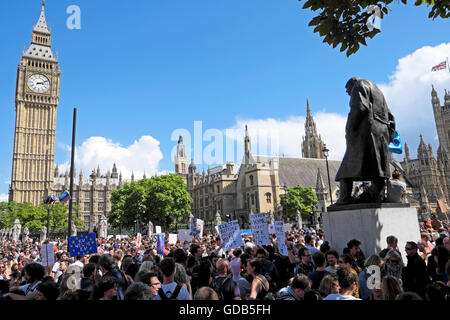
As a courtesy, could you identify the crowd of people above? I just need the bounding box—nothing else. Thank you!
[0,219,449,301]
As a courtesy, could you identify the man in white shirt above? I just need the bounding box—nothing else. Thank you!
[324,268,361,300]
[52,251,69,282]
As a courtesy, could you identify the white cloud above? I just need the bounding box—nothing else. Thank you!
[0,194,8,202]
[59,136,164,179]
[377,43,450,159]
[224,113,347,162]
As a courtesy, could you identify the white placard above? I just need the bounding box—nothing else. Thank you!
[178,229,192,242]
[268,224,275,234]
[250,213,271,246]
[40,243,55,267]
[284,223,292,232]
[168,233,178,245]
[218,220,243,252]
[190,217,204,238]
[155,226,162,234]
[274,221,288,256]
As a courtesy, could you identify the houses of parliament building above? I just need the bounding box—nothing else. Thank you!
[7,3,449,227]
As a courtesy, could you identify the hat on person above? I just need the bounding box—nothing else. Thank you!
[183,243,190,249]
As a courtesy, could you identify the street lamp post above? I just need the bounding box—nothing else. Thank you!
[89,170,96,233]
[322,144,333,204]
[281,184,288,220]
[44,195,57,240]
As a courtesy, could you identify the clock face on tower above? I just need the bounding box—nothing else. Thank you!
[27,74,50,93]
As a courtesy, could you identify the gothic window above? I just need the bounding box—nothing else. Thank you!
[98,192,104,199]
[85,192,90,199]
[250,175,254,186]
[84,202,90,211]
[251,194,255,205]
[98,202,104,211]
[217,185,220,193]
[265,192,272,204]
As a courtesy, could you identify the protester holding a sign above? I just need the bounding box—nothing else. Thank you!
[250,213,271,246]
[218,220,243,252]
[0,212,448,302]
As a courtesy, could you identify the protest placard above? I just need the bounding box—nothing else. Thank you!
[274,221,288,256]
[136,233,142,247]
[240,229,252,235]
[178,229,192,242]
[156,234,165,255]
[155,226,162,234]
[168,233,178,245]
[40,243,55,267]
[250,213,271,246]
[218,220,243,252]
[68,233,98,258]
[268,224,275,234]
[190,217,204,238]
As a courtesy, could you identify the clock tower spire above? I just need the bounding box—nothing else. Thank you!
[9,2,61,206]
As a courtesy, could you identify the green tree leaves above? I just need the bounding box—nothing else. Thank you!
[0,201,82,234]
[109,174,192,231]
[280,185,318,221]
[300,0,449,56]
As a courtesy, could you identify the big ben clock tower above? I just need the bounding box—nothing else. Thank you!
[9,1,61,206]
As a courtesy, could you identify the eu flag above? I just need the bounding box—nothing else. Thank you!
[68,233,98,258]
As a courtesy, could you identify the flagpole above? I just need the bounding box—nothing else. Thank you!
[447,57,450,73]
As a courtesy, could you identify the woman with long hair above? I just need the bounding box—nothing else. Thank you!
[381,275,403,300]
[246,258,269,300]
[318,274,340,298]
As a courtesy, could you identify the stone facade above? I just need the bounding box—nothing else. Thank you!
[175,105,341,227]
[9,2,61,206]
[52,164,129,231]
[399,87,450,214]
[302,99,325,159]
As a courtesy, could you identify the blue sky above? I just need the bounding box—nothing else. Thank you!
[0,0,449,199]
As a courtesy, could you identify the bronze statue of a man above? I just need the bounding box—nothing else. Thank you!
[333,77,395,205]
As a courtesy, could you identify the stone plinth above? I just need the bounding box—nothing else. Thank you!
[322,205,420,262]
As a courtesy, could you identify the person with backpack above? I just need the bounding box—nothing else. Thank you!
[98,254,129,300]
[210,259,241,301]
[153,257,191,300]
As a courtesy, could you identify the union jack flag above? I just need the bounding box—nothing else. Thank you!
[431,61,447,72]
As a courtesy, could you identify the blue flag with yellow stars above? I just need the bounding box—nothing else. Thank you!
[68,233,98,258]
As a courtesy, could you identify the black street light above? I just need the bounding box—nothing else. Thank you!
[322,144,333,204]
[44,195,57,239]
[89,170,96,233]
[281,184,288,220]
